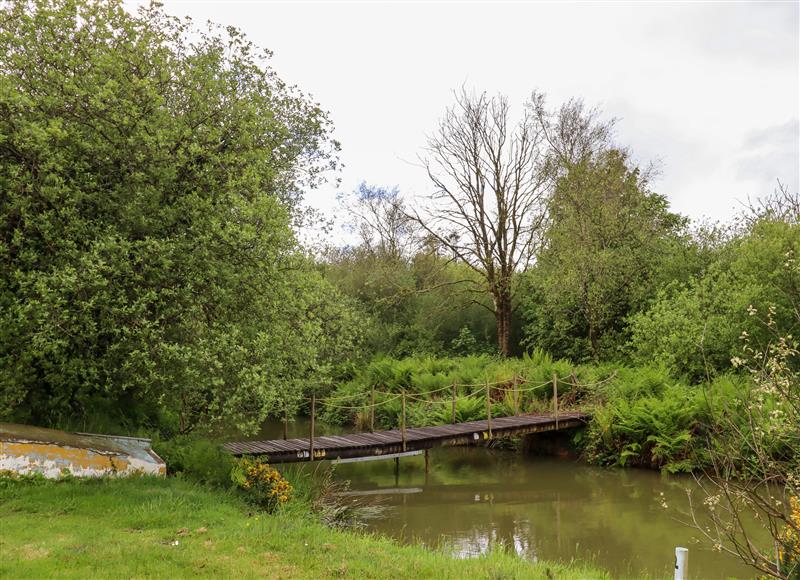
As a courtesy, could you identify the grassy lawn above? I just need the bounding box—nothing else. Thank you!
[0,475,608,579]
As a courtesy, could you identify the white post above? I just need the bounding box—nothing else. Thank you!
[674,547,688,580]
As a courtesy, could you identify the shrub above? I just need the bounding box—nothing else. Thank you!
[779,496,800,578]
[628,219,800,381]
[231,457,292,513]
[0,470,50,491]
[152,436,234,487]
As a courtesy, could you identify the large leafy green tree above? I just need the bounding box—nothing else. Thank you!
[520,149,686,361]
[0,0,350,433]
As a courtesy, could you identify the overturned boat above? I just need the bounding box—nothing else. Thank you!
[0,422,165,478]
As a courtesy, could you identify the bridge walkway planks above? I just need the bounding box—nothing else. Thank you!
[223,411,588,463]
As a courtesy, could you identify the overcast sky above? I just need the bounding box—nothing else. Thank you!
[140,1,799,228]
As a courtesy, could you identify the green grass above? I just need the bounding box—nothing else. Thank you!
[0,475,608,579]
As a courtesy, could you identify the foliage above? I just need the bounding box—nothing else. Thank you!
[0,469,49,489]
[323,198,496,359]
[682,302,800,579]
[520,149,688,362]
[151,435,234,488]
[433,395,487,424]
[323,352,782,479]
[231,457,292,513]
[628,219,800,381]
[583,370,721,472]
[450,325,479,355]
[780,496,800,579]
[320,352,589,429]
[0,0,361,433]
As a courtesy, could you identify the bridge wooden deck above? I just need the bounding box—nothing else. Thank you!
[223,412,588,463]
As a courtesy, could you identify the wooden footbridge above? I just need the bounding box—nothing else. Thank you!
[224,411,588,464]
[224,374,598,464]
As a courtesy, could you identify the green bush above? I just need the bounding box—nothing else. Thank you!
[629,219,800,381]
[152,436,234,487]
[230,457,292,513]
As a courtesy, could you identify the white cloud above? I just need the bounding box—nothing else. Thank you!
[737,120,799,189]
[134,1,799,228]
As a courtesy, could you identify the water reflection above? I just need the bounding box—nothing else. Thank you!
[334,448,764,579]
[252,420,762,578]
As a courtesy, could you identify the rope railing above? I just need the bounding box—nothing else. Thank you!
[555,371,618,389]
[308,376,601,412]
[312,391,403,410]
[310,372,612,407]
[290,371,614,459]
[316,377,550,404]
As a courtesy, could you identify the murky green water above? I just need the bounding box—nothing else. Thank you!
[258,419,761,579]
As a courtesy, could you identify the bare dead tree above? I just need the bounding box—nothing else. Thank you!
[741,180,800,229]
[528,91,617,175]
[339,182,419,261]
[409,89,619,356]
[408,90,551,356]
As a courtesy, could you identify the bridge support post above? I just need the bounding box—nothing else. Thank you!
[552,372,558,429]
[424,449,429,474]
[486,382,492,438]
[370,385,375,433]
[451,382,456,424]
[401,390,407,452]
[309,392,316,461]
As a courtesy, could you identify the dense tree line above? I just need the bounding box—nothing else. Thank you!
[1,0,796,441]
[328,96,798,384]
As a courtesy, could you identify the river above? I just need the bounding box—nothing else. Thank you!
[257,418,761,579]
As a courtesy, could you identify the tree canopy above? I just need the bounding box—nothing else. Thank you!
[520,149,686,361]
[0,0,357,433]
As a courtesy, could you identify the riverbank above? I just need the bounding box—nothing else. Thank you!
[316,353,760,473]
[0,474,609,579]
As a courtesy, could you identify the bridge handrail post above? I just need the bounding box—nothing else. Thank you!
[309,391,316,461]
[451,382,456,424]
[370,385,376,433]
[552,372,558,429]
[401,390,407,452]
[283,405,288,440]
[513,373,519,416]
[486,381,492,438]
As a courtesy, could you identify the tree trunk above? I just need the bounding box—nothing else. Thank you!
[581,281,599,361]
[494,292,512,357]
[588,322,599,361]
